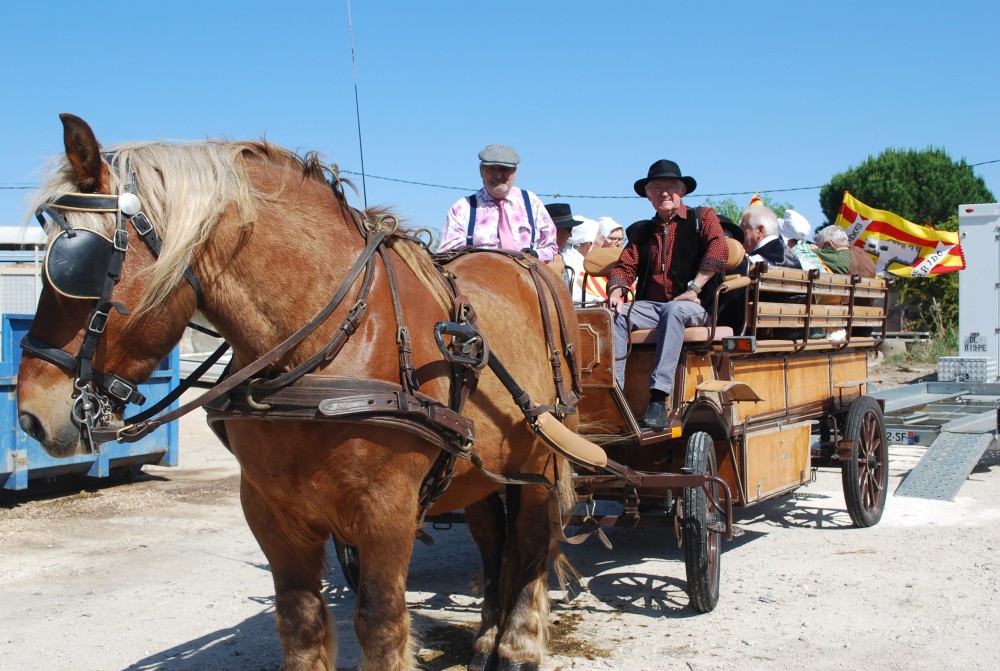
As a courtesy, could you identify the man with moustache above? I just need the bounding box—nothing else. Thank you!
[437,144,558,261]
[607,160,729,431]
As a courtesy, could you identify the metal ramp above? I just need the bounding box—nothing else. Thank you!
[871,382,999,501]
[894,432,994,501]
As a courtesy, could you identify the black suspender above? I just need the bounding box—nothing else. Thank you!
[466,190,536,248]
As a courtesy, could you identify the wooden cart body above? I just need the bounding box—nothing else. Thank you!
[572,261,889,517]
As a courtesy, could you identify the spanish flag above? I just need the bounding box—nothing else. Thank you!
[834,192,965,277]
[748,191,764,207]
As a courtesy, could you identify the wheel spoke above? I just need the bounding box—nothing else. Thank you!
[842,398,888,527]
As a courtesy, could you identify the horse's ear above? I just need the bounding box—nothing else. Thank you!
[60,113,105,193]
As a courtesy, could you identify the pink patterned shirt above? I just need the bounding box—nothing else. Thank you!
[437,187,559,262]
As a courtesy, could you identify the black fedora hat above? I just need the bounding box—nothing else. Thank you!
[633,159,697,197]
[717,213,744,244]
[545,203,579,230]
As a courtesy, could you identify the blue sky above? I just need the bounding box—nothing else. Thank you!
[2,1,997,240]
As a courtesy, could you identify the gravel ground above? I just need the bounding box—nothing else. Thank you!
[3,358,999,671]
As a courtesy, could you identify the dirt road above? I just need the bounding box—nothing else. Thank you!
[3,365,999,671]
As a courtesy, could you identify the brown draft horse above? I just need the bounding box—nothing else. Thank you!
[16,114,583,671]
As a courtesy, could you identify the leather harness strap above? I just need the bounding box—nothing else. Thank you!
[434,247,582,416]
[207,376,475,455]
[93,221,392,444]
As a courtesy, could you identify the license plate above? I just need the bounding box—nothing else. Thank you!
[886,430,922,445]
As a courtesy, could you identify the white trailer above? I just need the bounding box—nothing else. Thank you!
[948,203,1000,382]
[876,204,1000,501]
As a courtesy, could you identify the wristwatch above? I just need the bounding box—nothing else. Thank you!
[686,280,702,294]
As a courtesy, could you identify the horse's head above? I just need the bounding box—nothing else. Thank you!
[17,114,198,457]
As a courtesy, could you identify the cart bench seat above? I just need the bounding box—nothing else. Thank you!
[630,326,734,345]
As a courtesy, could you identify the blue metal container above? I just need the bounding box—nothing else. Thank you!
[1,313,179,490]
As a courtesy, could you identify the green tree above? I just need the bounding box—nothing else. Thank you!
[819,147,993,225]
[702,194,793,223]
[819,148,994,333]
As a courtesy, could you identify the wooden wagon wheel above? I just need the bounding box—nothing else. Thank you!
[681,431,722,612]
[840,395,889,528]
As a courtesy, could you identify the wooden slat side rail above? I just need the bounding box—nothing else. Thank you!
[752,302,886,329]
[752,337,881,352]
[747,263,888,343]
[756,267,885,300]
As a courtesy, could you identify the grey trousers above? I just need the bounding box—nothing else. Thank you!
[614,299,708,394]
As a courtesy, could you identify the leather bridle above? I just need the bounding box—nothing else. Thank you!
[22,157,205,453]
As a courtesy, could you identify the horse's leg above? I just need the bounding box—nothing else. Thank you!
[495,483,554,671]
[351,498,420,671]
[465,491,507,671]
[240,479,336,671]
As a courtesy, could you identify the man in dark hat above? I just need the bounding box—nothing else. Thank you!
[545,202,581,252]
[606,159,729,430]
[717,213,744,244]
[437,144,558,261]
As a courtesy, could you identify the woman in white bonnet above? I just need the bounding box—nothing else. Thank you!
[780,209,823,271]
[581,216,630,302]
[562,215,600,281]
[778,209,812,246]
[596,216,624,248]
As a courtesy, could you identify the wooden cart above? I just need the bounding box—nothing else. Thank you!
[571,258,890,612]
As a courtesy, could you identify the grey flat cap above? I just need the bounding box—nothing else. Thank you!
[479,144,520,167]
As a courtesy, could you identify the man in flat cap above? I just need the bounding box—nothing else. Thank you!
[437,144,558,261]
[607,159,729,431]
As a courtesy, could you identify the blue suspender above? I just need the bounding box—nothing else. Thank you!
[466,190,536,249]
[521,189,536,247]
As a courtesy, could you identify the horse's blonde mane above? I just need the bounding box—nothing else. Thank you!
[390,233,453,315]
[30,139,336,313]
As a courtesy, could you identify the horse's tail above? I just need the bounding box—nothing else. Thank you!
[551,464,582,600]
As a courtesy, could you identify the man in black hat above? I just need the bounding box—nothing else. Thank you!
[545,202,581,252]
[437,144,559,261]
[606,160,729,430]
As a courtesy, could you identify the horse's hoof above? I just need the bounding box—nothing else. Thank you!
[468,651,498,671]
[497,662,538,671]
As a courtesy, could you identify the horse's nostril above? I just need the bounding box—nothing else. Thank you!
[18,412,45,442]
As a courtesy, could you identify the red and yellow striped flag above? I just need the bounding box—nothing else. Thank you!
[834,192,965,277]
[747,191,764,208]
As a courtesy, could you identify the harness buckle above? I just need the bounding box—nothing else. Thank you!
[104,375,144,405]
[131,211,154,236]
[88,310,110,334]
[113,227,129,252]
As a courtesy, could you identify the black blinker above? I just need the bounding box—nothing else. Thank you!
[44,229,116,300]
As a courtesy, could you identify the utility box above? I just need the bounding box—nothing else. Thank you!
[954,203,1000,382]
[937,356,998,383]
